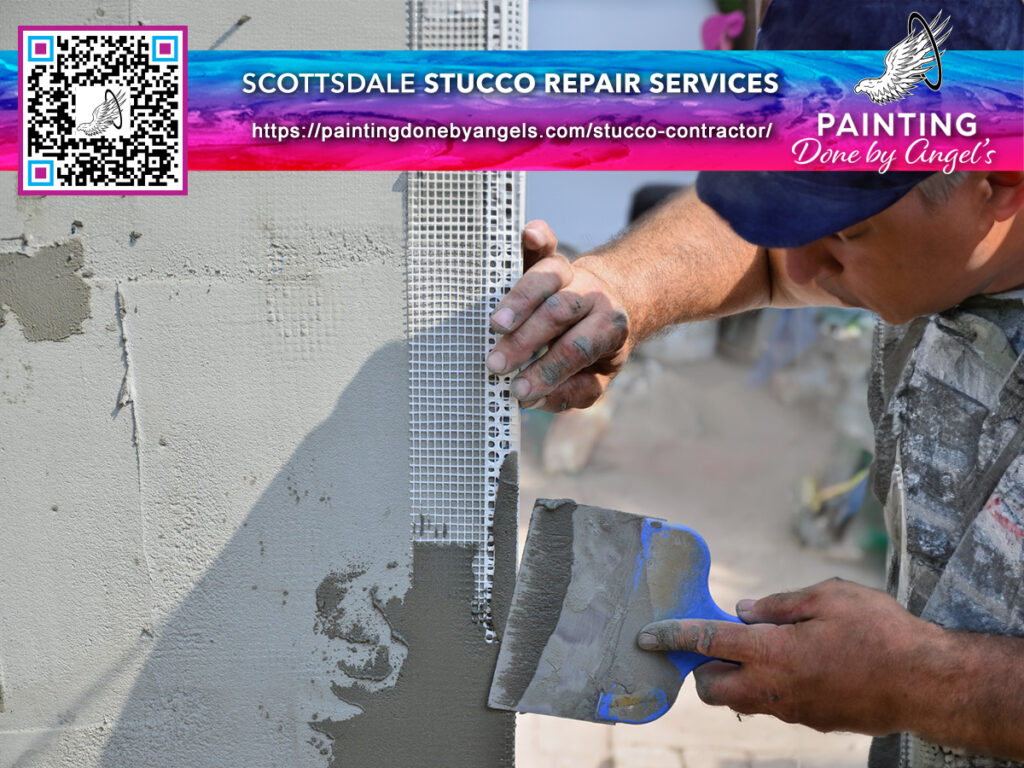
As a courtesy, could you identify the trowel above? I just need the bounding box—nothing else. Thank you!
[488,499,740,724]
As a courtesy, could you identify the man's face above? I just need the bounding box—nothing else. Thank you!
[781,179,994,325]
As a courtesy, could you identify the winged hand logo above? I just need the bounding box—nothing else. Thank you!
[854,11,952,105]
[76,88,127,136]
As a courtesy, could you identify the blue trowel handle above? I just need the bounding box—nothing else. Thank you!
[640,518,744,679]
[596,518,745,725]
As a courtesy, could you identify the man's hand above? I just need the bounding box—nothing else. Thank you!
[487,190,844,412]
[486,220,632,412]
[637,578,945,736]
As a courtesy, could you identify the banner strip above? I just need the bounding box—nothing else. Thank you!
[2,50,1021,172]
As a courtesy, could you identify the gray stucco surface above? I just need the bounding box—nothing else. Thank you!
[0,2,516,766]
[0,170,415,768]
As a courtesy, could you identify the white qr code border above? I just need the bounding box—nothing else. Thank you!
[19,26,188,195]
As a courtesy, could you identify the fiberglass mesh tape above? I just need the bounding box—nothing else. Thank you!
[407,0,525,640]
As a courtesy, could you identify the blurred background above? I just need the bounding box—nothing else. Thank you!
[518,1,886,765]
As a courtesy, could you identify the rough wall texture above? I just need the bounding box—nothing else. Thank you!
[0,3,512,767]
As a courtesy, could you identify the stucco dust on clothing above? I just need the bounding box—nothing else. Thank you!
[867,291,1024,768]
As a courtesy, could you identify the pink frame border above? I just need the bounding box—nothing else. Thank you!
[18,25,189,196]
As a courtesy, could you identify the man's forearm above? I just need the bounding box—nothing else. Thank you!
[573,186,842,345]
[909,627,1024,761]
[573,187,772,344]
[487,188,843,410]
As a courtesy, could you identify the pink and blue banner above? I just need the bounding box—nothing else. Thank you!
[1,49,1021,172]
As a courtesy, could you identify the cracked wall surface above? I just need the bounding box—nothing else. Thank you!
[0,2,469,766]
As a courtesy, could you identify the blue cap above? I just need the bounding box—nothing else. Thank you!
[695,0,1024,248]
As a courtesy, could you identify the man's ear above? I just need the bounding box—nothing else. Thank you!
[985,171,1024,222]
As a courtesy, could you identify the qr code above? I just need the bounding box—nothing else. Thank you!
[19,27,187,195]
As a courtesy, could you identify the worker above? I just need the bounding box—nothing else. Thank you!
[485,1,1024,765]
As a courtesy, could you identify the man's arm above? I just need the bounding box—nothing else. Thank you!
[638,578,1024,761]
[579,187,838,333]
[486,186,840,411]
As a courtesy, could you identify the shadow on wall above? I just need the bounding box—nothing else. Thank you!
[52,312,511,767]
[81,341,416,768]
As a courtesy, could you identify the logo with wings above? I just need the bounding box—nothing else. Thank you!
[75,88,127,136]
[854,11,952,105]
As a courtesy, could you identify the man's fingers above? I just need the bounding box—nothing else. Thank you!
[490,286,598,376]
[736,587,819,625]
[639,622,788,716]
[488,219,560,340]
[489,253,573,337]
[637,619,757,662]
[522,220,558,268]
[693,662,795,721]
[691,661,747,708]
[509,312,624,401]
[520,371,608,412]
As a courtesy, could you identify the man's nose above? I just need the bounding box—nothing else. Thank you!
[783,242,841,285]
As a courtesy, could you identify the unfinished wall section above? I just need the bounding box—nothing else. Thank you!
[0,1,521,767]
[401,1,526,763]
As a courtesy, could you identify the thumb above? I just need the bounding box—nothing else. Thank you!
[522,220,558,269]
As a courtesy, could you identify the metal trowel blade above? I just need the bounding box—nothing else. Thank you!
[488,498,736,725]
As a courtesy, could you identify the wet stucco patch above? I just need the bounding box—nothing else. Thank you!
[0,241,91,342]
[311,544,514,768]
[491,452,519,641]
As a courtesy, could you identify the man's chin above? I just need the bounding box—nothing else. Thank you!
[824,290,863,311]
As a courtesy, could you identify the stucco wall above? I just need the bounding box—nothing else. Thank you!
[0,3,514,766]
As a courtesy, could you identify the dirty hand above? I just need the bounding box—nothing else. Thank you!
[486,220,631,412]
[637,578,945,735]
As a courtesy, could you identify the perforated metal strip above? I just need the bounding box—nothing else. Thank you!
[409,0,525,50]
[407,0,525,639]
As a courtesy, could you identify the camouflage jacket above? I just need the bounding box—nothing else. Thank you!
[867,291,1024,768]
